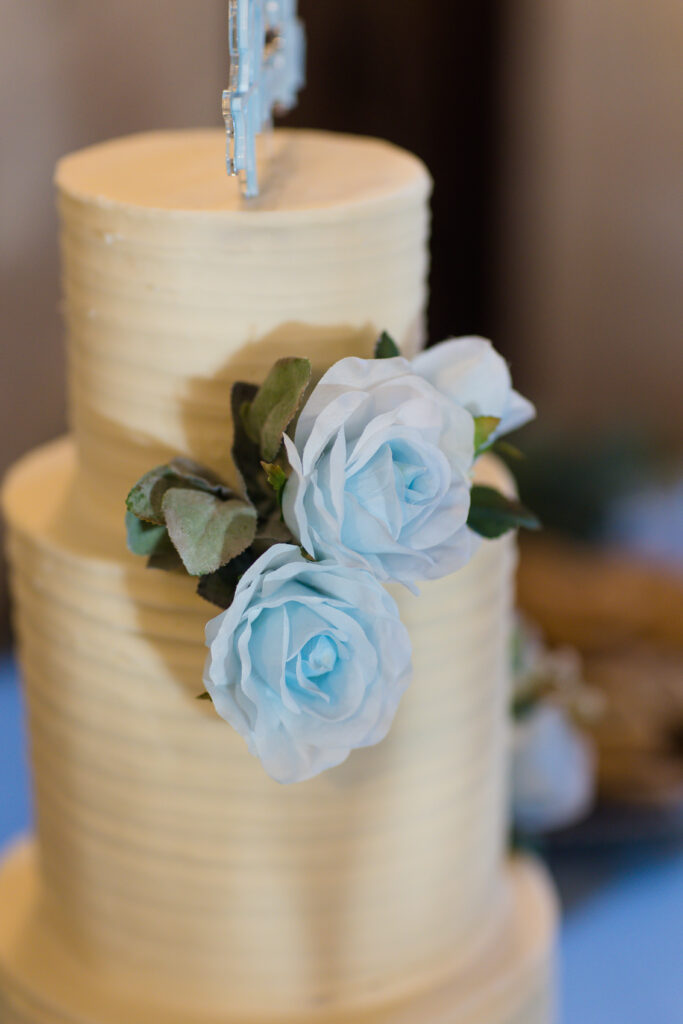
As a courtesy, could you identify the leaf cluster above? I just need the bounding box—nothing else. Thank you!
[126,358,313,608]
[126,334,541,609]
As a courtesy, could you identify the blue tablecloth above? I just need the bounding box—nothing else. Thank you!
[1,653,681,1022]
[0,654,32,842]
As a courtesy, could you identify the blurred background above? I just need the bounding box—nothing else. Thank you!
[1,2,682,1021]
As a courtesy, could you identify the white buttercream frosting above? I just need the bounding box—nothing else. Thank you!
[0,842,557,1024]
[4,440,518,1017]
[1,129,556,1021]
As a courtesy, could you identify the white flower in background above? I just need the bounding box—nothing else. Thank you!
[512,704,596,834]
[412,336,535,442]
[282,356,478,586]
[511,616,600,834]
[203,544,413,784]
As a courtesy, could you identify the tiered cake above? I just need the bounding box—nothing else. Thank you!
[0,129,557,1023]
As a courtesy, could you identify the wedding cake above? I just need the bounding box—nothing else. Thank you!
[0,127,557,1023]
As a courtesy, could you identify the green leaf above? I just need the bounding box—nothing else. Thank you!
[197,691,212,701]
[126,511,185,573]
[126,466,180,525]
[197,562,246,609]
[168,457,232,493]
[196,540,272,609]
[261,461,288,512]
[231,381,272,517]
[474,416,501,455]
[125,510,172,556]
[259,512,295,544]
[162,489,257,576]
[262,461,288,492]
[147,546,186,574]
[126,459,233,525]
[374,331,401,359]
[197,571,238,609]
[468,485,541,539]
[492,440,525,462]
[512,682,553,721]
[242,358,312,462]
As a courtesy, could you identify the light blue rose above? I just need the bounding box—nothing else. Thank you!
[412,336,535,441]
[282,357,477,586]
[203,544,412,783]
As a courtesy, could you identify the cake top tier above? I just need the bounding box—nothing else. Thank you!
[56,129,431,520]
[56,128,429,216]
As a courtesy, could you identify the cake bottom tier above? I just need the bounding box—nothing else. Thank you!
[0,842,556,1024]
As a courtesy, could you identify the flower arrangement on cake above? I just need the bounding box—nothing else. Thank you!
[126,334,538,783]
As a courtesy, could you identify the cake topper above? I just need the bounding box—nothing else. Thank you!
[222,0,306,198]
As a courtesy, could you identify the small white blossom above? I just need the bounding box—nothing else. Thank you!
[412,336,535,441]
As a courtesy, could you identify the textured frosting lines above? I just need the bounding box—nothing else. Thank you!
[0,128,541,1019]
[4,440,516,1018]
[57,130,431,518]
[0,844,556,1024]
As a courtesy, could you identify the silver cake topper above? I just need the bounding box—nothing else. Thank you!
[222,0,306,198]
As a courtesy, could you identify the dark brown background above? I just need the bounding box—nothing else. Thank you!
[289,1,501,343]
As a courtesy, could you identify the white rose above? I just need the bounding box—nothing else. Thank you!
[412,337,535,440]
[512,704,596,833]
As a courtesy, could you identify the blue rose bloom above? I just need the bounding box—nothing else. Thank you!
[203,544,412,783]
[283,357,477,587]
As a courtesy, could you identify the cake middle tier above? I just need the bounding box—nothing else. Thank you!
[4,439,516,1020]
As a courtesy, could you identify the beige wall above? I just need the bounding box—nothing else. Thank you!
[0,1,226,632]
[498,0,683,440]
